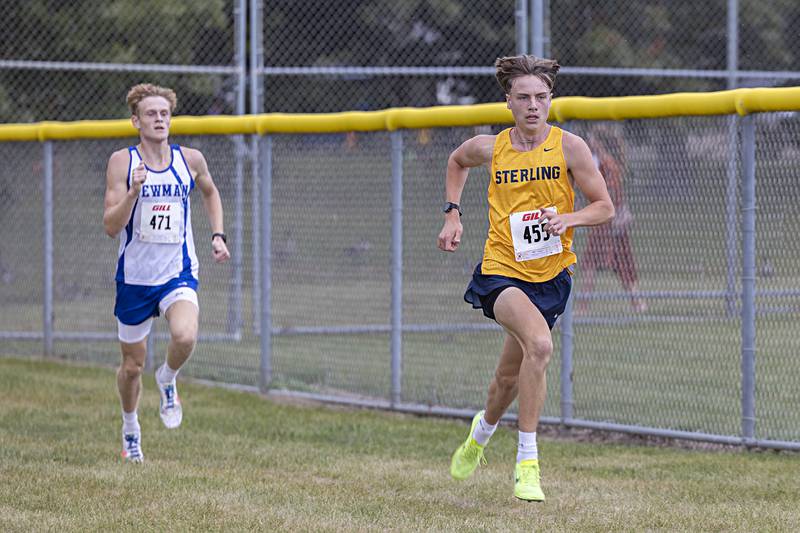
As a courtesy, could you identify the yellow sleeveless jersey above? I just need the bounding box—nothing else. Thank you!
[481,126,576,282]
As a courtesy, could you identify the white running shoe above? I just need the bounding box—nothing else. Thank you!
[156,367,183,429]
[121,430,144,463]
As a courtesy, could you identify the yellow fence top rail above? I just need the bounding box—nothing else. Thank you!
[1,86,798,142]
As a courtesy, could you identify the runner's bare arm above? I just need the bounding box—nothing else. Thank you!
[438,134,495,252]
[541,132,614,236]
[103,149,142,238]
[185,147,231,263]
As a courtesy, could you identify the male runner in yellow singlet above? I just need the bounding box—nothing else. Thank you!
[437,55,614,501]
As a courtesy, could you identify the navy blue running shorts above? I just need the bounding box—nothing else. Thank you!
[464,262,571,329]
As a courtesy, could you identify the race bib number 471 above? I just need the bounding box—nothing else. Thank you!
[509,207,563,262]
[139,201,183,243]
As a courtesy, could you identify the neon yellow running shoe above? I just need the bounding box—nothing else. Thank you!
[514,459,545,502]
[450,410,487,480]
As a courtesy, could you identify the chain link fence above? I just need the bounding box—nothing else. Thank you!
[2,114,799,448]
[1,0,799,448]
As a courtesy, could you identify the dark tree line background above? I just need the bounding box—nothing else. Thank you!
[0,0,798,121]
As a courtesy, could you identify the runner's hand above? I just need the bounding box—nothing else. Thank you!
[541,207,569,236]
[438,216,463,252]
[212,237,231,263]
[129,162,147,197]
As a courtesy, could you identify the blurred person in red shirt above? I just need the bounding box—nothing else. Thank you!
[581,125,646,313]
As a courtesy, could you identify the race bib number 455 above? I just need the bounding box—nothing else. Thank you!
[139,200,183,244]
[509,207,563,262]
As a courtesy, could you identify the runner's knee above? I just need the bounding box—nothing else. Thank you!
[170,326,197,350]
[522,336,553,370]
[120,357,144,380]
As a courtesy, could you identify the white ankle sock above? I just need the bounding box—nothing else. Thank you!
[157,363,179,383]
[517,430,538,462]
[471,414,498,446]
[122,410,139,433]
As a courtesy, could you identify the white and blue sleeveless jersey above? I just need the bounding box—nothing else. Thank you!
[115,145,199,286]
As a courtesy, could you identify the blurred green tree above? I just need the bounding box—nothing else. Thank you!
[0,0,797,119]
[0,0,231,121]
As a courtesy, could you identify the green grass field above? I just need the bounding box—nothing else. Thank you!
[5,305,799,443]
[1,356,799,532]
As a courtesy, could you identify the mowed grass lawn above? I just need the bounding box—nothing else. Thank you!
[1,357,798,532]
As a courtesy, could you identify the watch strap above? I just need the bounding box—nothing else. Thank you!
[443,202,462,216]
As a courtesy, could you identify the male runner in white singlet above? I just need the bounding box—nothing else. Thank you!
[103,84,231,462]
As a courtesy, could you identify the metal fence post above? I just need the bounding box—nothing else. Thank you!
[740,114,756,444]
[43,141,53,357]
[390,131,404,407]
[250,139,261,336]
[229,139,245,337]
[250,0,264,336]
[530,0,545,57]
[725,119,739,316]
[560,291,575,422]
[727,0,739,85]
[235,0,247,117]
[227,0,247,337]
[515,0,528,55]
[724,0,740,316]
[259,135,273,393]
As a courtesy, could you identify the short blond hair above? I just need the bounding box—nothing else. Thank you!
[495,55,561,94]
[126,83,177,116]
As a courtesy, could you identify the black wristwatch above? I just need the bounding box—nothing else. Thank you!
[442,202,462,216]
[212,232,227,244]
